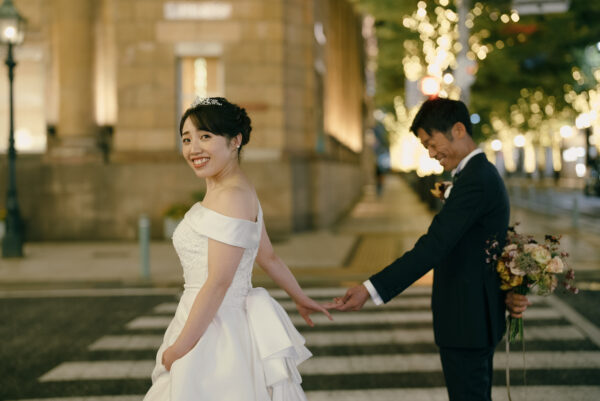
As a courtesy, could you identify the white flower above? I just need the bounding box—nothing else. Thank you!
[546,256,564,273]
[524,243,551,265]
[507,260,526,276]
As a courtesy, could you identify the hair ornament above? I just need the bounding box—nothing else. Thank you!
[191,96,222,107]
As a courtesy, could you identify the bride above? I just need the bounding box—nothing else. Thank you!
[143,97,332,401]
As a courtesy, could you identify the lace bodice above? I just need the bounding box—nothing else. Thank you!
[172,202,263,307]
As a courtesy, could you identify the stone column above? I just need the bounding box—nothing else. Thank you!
[47,0,100,162]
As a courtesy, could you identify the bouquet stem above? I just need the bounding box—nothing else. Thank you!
[507,315,523,343]
[507,284,528,344]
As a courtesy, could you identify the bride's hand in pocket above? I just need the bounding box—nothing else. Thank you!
[295,296,333,327]
[162,344,184,371]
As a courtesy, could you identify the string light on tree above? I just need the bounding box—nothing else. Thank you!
[514,134,526,148]
[560,125,574,139]
[420,75,441,98]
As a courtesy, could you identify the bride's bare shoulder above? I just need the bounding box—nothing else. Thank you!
[204,186,257,222]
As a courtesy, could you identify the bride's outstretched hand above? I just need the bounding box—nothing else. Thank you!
[295,297,333,327]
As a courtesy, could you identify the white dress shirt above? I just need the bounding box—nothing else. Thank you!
[363,147,483,305]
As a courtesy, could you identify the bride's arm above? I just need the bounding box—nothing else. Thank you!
[255,224,332,326]
[162,189,253,371]
[162,238,244,370]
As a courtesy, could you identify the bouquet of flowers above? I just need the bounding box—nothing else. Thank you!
[486,224,578,343]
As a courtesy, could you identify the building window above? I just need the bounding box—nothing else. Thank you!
[178,56,223,116]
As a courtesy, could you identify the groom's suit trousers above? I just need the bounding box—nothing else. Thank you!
[439,345,495,401]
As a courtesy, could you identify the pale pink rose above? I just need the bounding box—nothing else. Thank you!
[507,260,526,276]
[503,244,519,260]
[546,256,564,273]
[524,243,551,265]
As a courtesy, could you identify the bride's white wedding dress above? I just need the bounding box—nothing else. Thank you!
[144,202,311,401]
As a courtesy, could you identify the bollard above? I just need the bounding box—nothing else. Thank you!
[139,214,151,279]
[513,185,521,206]
[546,187,553,214]
[571,196,579,229]
[528,186,535,209]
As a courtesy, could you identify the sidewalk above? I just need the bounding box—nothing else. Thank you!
[0,176,434,289]
[0,175,598,289]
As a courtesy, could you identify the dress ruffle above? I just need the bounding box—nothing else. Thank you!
[246,287,311,401]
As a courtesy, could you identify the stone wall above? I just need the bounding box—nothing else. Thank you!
[0,155,294,240]
[0,0,368,241]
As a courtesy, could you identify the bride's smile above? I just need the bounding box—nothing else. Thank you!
[180,118,240,179]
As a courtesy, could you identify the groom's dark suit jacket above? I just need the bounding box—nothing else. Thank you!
[370,153,509,349]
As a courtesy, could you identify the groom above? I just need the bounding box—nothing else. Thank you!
[333,98,529,401]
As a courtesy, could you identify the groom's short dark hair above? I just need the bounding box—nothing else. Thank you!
[410,98,473,138]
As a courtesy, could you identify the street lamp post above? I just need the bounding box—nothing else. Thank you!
[0,0,25,258]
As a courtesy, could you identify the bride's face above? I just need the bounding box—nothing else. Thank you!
[181,117,239,178]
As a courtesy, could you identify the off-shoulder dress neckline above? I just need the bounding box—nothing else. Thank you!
[195,202,260,224]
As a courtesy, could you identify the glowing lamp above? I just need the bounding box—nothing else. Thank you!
[420,76,440,98]
[0,0,25,45]
[491,139,502,151]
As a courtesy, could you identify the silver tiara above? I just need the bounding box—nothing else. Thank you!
[191,96,222,107]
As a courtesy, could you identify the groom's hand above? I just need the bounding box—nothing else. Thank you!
[333,284,370,312]
[505,291,531,318]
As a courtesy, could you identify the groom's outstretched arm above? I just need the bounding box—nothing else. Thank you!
[370,173,487,302]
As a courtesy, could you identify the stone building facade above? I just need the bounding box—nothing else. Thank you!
[0,0,371,240]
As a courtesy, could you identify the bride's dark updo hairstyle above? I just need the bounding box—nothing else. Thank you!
[179,97,252,158]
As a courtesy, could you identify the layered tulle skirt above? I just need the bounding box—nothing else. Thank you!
[144,287,311,401]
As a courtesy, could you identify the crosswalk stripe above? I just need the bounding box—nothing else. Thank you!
[9,386,600,401]
[0,288,179,299]
[305,386,600,401]
[89,335,164,351]
[6,397,144,401]
[9,395,144,401]
[38,351,600,381]
[154,294,548,314]
[299,351,600,374]
[125,316,171,330]
[547,294,600,348]
[90,323,586,351]
[266,286,433,298]
[153,297,437,314]
[303,325,585,344]
[291,307,560,326]
[126,307,561,330]
[39,361,154,382]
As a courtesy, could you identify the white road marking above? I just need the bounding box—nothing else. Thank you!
[127,307,561,330]
[299,351,600,374]
[0,288,179,299]
[10,386,600,401]
[89,335,164,351]
[305,386,600,401]
[91,324,586,351]
[290,307,560,326]
[38,351,600,381]
[39,361,154,382]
